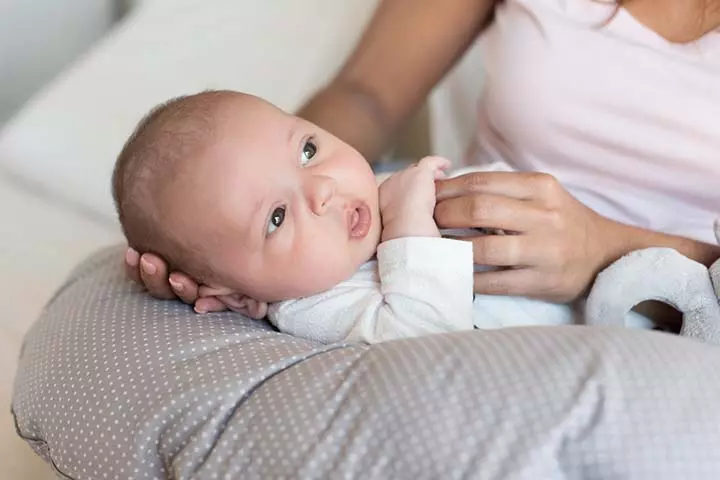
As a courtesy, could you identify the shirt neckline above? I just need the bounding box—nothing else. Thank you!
[610,7,720,57]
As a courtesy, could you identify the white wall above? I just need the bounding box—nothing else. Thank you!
[0,0,117,125]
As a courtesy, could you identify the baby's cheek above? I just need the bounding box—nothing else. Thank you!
[302,247,357,291]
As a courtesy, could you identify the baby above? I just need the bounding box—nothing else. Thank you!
[113,90,649,343]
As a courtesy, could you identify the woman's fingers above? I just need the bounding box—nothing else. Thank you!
[138,253,176,300]
[194,297,228,314]
[436,171,560,201]
[468,234,528,267]
[168,272,199,305]
[435,193,549,232]
[195,285,233,313]
[126,248,201,304]
[465,234,561,268]
[124,248,141,284]
[434,170,615,302]
[198,285,236,297]
[473,268,535,296]
[473,268,569,302]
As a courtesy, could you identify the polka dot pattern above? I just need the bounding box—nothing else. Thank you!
[12,246,720,479]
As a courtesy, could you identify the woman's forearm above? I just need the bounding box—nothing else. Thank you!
[604,218,720,269]
[297,0,498,160]
[297,81,391,161]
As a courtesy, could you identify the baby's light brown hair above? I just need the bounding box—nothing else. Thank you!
[112,90,234,283]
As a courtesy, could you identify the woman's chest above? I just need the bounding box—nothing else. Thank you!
[479,0,720,210]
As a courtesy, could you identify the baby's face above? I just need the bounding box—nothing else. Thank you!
[170,95,381,302]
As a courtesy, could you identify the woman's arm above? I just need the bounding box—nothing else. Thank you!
[607,222,720,269]
[297,0,498,160]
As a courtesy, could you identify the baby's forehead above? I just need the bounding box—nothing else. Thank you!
[210,104,303,161]
[166,93,302,199]
[221,96,297,133]
[159,92,285,145]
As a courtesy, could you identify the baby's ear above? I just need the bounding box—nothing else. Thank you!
[198,286,268,319]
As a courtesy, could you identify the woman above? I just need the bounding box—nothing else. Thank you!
[126,0,720,312]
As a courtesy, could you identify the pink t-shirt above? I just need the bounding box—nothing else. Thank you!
[472,0,720,243]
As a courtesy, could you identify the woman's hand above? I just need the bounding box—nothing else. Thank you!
[434,172,622,302]
[124,248,228,313]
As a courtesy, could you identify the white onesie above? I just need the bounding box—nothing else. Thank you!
[267,236,596,344]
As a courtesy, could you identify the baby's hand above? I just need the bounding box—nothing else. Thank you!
[379,156,451,242]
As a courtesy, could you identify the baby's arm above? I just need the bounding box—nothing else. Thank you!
[268,236,475,344]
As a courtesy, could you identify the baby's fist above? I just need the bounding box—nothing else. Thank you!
[379,156,451,241]
[416,155,452,179]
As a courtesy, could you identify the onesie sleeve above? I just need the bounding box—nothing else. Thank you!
[267,237,475,344]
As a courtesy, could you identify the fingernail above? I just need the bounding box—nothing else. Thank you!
[125,248,139,267]
[194,305,207,314]
[140,257,157,275]
[169,278,184,292]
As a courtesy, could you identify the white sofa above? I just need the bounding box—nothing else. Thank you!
[0,1,483,477]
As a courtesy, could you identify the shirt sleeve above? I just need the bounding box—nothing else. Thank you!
[267,237,475,344]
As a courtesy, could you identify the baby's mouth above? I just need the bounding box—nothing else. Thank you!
[348,200,371,239]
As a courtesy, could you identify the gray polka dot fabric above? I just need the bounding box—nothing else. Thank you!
[12,246,720,479]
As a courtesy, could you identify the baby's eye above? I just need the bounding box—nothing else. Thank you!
[300,138,318,166]
[267,206,286,235]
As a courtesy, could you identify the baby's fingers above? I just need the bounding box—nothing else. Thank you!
[194,297,229,314]
[417,155,451,171]
[417,155,451,179]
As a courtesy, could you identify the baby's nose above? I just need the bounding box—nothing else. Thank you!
[308,175,337,215]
